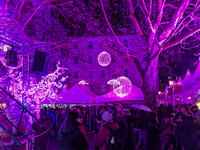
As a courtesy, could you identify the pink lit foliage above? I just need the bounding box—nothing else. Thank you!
[98,51,111,66]
[107,76,132,98]
[0,61,67,113]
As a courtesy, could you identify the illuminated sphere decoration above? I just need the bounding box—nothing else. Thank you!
[98,51,111,66]
[107,76,132,98]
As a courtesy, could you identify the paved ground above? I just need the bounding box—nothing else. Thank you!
[48,133,95,150]
[47,133,146,150]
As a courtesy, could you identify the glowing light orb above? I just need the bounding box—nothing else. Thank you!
[107,76,132,97]
[78,80,89,85]
[98,51,111,66]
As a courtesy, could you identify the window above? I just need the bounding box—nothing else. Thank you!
[74,56,78,64]
[112,73,117,78]
[124,58,128,63]
[74,71,78,78]
[112,56,116,63]
[100,42,103,48]
[112,58,116,63]
[88,41,93,49]
[121,27,126,33]
[74,44,78,50]
[90,85,93,92]
[100,85,106,94]
[143,55,147,61]
[100,71,105,78]
[123,40,128,47]
[124,69,128,77]
[106,28,111,34]
[89,71,93,79]
[88,56,93,64]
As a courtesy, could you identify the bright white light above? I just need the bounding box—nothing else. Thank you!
[98,51,111,66]
[0,61,67,118]
[158,91,161,95]
[78,80,89,85]
[169,80,174,86]
[3,45,10,52]
[107,76,132,97]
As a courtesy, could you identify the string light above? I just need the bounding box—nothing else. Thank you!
[78,80,89,85]
[0,61,68,117]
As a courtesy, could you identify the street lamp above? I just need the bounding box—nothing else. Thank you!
[168,79,174,104]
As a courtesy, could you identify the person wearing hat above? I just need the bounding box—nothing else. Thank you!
[123,106,136,150]
[32,111,51,150]
[108,105,127,145]
[95,110,120,150]
[57,111,89,150]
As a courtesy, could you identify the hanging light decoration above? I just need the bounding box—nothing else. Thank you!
[98,51,111,66]
[78,80,89,85]
[107,76,132,97]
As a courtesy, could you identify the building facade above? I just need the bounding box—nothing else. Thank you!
[53,35,147,96]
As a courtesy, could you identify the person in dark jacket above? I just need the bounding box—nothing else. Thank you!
[123,106,136,150]
[57,111,89,150]
[173,104,187,150]
[108,105,127,142]
[136,110,147,149]
[146,112,162,150]
[158,104,167,128]
[163,108,177,150]
[178,110,199,150]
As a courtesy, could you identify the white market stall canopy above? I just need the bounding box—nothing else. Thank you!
[96,84,144,103]
[56,84,97,104]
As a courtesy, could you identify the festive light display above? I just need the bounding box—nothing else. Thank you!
[0,61,67,117]
[107,76,132,97]
[98,51,111,66]
[0,54,23,69]
[78,80,89,85]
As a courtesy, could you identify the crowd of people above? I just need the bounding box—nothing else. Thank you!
[35,103,200,150]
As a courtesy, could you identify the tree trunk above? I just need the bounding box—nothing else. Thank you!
[142,36,159,112]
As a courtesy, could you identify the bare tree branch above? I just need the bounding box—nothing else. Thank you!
[142,0,148,15]
[164,3,178,9]
[154,0,166,31]
[127,0,146,38]
[100,0,132,56]
[163,26,200,50]
[17,0,26,22]
[159,0,190,45]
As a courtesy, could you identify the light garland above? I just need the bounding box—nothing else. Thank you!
[98,51,111,66]
[0,61,68,118]
[107,76,132,97]
[78,80,89,85]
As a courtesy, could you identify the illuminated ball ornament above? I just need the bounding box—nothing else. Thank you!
[98,51,111,66]
[107,76,132,97]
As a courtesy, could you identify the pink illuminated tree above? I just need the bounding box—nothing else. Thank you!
[5,0,200,111]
